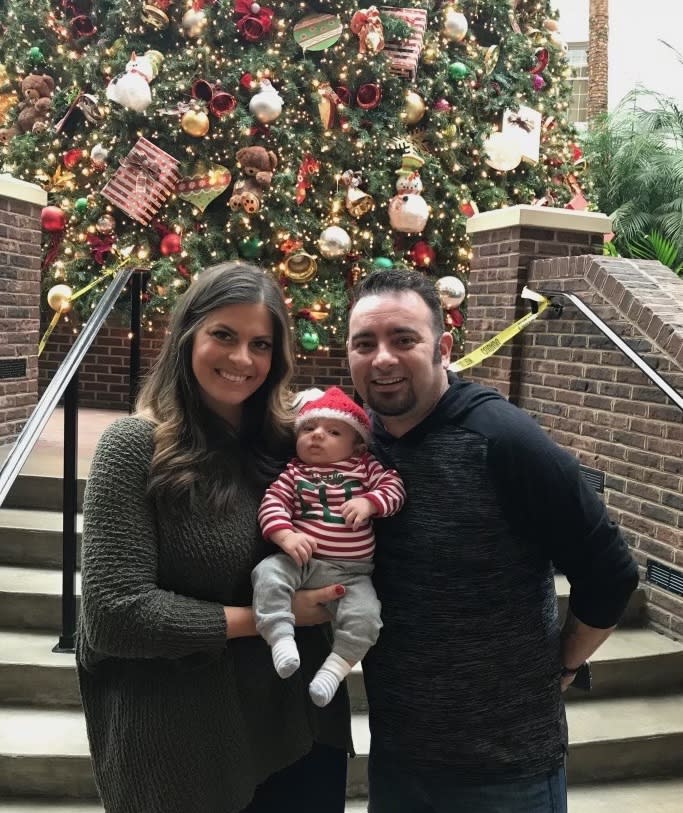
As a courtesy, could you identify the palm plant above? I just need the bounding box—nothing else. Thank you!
[582,55,683,263]
[627,231,683,276]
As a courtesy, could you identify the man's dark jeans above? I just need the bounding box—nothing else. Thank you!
[368,746,567,813]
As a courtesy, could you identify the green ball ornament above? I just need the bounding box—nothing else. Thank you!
[448,62,469,81]
[239,236,263,260]
[373,257,393,269]
[28,46,44,64]
[74,197,88,214]
[300,330,320,352]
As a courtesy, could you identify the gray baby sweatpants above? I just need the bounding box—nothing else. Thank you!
[252,554,382,664]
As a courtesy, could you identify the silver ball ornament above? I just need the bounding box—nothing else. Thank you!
[436,276,466,308]
[318,226,352,258]
[444,10,468,42]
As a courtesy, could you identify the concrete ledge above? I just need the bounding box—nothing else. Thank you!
[466,204,612,235]
[0,174,47,207]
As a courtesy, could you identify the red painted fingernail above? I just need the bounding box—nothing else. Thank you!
[335,585,346,596]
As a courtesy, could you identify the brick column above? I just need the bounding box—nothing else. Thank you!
[464,205,611,401]
[0,176,46,445]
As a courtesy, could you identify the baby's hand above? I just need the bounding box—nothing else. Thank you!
[340,497,377,530]
[280,532,317,566]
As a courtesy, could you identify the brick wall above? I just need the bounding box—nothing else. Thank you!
[521,256,683,638]
[0,181,44,445]
[466,211,605,400]
[38,314,166,411]
[465,207,683,639]
[39,313,354,410]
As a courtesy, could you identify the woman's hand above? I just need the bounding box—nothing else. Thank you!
[292,584,346,626]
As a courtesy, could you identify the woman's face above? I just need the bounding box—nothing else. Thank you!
[191,302,274,426]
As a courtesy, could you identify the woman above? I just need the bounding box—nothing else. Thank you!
[77,262,351,813]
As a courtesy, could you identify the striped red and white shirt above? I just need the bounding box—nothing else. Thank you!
[258,453,406,561]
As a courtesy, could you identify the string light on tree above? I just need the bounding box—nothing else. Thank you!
[0,0,581,354]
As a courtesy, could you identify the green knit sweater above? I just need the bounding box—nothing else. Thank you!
[77,417,351,813]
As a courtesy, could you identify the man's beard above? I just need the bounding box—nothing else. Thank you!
[365,384,417,417]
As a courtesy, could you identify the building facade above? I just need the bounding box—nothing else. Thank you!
[552,0,683,126]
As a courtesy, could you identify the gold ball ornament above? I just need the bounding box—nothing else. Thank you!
[403,91,426,125]
[47,284,74,313]
[181,108,210,137]
[96,213,117,234]
[141,4,169,30]
[182,8,208,38]
[284,252,318,283]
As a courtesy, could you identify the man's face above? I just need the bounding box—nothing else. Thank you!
[347,291,453,436]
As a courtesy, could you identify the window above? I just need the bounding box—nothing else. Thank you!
[567,43,589,128]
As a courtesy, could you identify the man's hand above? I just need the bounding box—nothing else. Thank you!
[292,584,346,626]
[340,497,377,530]
[560,672,576,692]
[279,531,317,566]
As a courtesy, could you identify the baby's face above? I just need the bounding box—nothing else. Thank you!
[296,418,362,465]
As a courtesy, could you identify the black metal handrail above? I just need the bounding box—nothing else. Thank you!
[0,265,146,651]
[538,290,683,413]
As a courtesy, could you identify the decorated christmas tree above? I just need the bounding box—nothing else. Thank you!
[0,0,580,353]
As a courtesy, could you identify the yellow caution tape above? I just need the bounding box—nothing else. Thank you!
[449,287,550,372]
[38,253,137,357]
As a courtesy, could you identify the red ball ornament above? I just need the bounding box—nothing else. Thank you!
[160,233,182,256]
[41,205,66,233]
[63,148,85,169]
[447,307,464,328]
[410,241,436,268]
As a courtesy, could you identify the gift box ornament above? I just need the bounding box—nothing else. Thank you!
[501,106,542,165]
[101,137,180,225]
[380,6,428,81]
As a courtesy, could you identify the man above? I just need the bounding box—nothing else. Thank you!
[346,269,639,813]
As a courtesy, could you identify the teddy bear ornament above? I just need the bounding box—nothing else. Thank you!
[229,146,278,214]
[9,74,55,137]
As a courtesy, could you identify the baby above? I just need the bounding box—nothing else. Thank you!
[252,387,406,707]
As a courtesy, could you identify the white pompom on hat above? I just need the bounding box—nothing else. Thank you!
[294,386,371,443]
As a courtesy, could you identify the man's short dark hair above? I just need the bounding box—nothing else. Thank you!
[351,268,445,338]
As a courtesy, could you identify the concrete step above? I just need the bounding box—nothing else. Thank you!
[0,707,94,798]
[568,778,683,812]
[2,697,682,800]
[0,564,646,637]
[348,626,683,710]
[0,510,82,569]
[2,627,681,711]
[348,627,683,710]
[0,631,79,707]
[2,477,86,515]
[566,694,683,783]
[3,780,683,812]
[0,567,80,633]
[553,574,645,627]
[1,622,671,712]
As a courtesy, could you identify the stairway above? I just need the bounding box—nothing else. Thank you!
[1,473,683,811]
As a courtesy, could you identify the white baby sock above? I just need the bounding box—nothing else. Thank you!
[271,636,300,678]
[309,653,352,707]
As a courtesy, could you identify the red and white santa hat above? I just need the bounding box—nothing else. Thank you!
[294,386,371,443]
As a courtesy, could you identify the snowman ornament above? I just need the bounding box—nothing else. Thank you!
[388,151,430,234]
[106,51,161,113]
[249,78,283,123]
